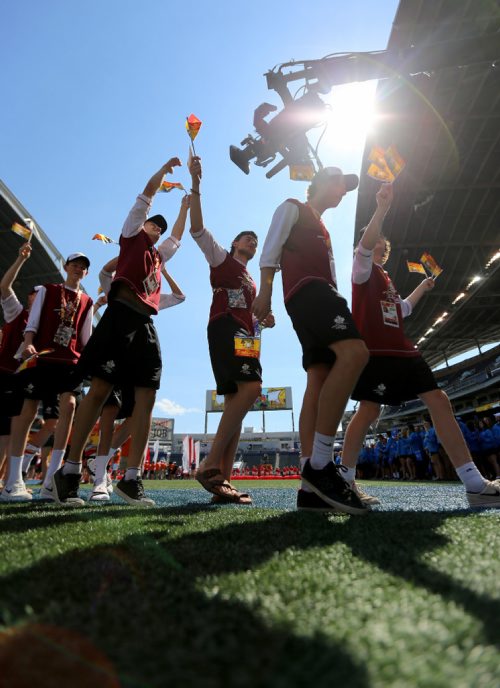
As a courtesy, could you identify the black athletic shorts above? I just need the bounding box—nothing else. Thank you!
[16,361,83,401]
[351,354,438,405]
[0,371,24,434]
[78,301,162,390]
[103,385,135,420]
[285,280,363,371]
[208,316,262,395]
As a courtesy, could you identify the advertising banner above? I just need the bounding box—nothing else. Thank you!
[206,387,292,413]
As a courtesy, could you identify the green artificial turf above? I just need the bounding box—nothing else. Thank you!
[0,484,499,688]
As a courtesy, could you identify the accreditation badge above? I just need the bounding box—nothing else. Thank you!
[234,336,261,358]
[380,300,399,328]
[53,324,74,347]
[143,272,159,296]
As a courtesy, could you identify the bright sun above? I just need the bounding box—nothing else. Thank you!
[320,81,377,152]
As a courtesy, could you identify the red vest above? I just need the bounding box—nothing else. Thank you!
[352,264,419,357]
[0,308,28,373]
[209,254,256,333]
[281,199,335,303]
[112,230,162,313]
[35,284,93,365]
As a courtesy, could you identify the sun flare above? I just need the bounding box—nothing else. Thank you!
[321,81,378,152]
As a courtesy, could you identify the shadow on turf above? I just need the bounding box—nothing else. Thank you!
[1,507,498,687]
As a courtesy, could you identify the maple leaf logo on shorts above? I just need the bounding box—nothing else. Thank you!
[332,315,347,330]
[240,363,251,375]
[374,383,386,396]
[102,360,116,374]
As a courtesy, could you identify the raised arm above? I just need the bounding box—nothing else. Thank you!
[1,243,32,299]
[161,266,183,297]
[359,183,393,251]
[122,158,182,239]
[188,155,203,233]
[143,158,182,198]
[170,193,190,242]
[403,277,435,313]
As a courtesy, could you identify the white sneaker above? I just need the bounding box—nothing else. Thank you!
[39,485,55,501]
[350,481,381,506]
[467,480,500,508]
[0,481,33,502]
[89,483,111,502]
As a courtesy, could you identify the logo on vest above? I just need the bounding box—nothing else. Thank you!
[332,315,347,330]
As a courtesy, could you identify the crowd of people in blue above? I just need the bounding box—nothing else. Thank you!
[353,414,500,482]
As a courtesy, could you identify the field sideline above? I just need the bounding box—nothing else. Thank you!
[0,480,499,687]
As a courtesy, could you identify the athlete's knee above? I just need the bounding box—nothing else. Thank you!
[243,381,262,401]
[422,388,451,413]
[359,400,381,424]
[335,339,369,371]
[88,378,113,404]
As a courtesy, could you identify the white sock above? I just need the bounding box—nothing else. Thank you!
[456,462,487,493]
[22,448,39,473]
[310,432,334,470]
[94,455,109,486]
[6,456,23,489]
[62,459,82,476]
[340,464,356,483]
[43,449,66,487]
[125,467,139,481]
[299,457,312,492]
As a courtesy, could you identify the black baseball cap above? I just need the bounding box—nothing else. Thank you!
[146,214,168,234]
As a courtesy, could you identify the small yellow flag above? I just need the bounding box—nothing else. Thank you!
[11,222,32,242]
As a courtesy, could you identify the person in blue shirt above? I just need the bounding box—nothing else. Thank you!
[492,413,500,451]
[398,427,414,480]
[408,423,425,478]
[423,420,444,480]
[386,430,399,479]
[479,417,500,479]
[374,434,388,479]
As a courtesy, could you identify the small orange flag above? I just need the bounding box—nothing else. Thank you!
[11,222,32,242]
[160,181,185,193]
[367,145,406,183]
[92,234,116,244]
[420,252,443,278]
[185,114,202,141]
[406,261,427,275]
[16,349,54,373]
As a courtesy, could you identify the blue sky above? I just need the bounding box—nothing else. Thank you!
[1,0,401,434]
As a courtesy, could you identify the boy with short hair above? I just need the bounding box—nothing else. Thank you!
[53,158,187,507]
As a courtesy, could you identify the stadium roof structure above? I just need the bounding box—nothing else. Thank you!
[0,179,68,324]
[354,0,500,369]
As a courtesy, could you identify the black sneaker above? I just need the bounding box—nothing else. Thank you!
[301,460,369,515]
[115,478,155,506]
[297,489,341,513]
[52,468,85,507]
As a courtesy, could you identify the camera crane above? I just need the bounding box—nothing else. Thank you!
[229,32,499,180]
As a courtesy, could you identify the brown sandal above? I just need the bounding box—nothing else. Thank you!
[196,468,233,497]
[210,491,253,505]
